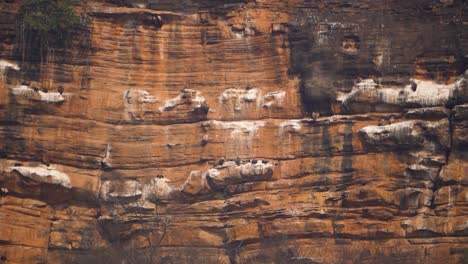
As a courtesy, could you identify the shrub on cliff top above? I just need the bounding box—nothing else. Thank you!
[19,0,84,37]
[17,0,90,62]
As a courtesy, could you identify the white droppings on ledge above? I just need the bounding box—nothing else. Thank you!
[203,120,265,138]
[161,96,183,111]
[6,166,71,188]
[338,76,465,107]
[219,88,260,111]
[356,79,379,89]
[180,170,211,195]
[0,60,20,78]
[239,162,273,178]
[140,91,158,103]
[279,120,302,134]
[204,167,236,188]
[0,60,20,71]
[337,79,378,106]
[204,160,274,188]
[383,79,455,106]
[234,31,244,39]
[263,91,286,108]
[205,168,221,179]
[160,89,206,111]
[359,121,418,142]
[11,85,65,103]
[192,94,207,106]
[142,176,175,201]
[124,90,159,121]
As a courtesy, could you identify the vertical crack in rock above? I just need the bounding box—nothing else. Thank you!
[429,107,456,209]
[101,144,112,170]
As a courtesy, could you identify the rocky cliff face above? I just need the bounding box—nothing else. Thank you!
[0,0,467,263]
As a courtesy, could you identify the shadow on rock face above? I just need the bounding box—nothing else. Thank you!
[286,2,465,116]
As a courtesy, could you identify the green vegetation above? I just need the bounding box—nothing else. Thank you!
[19,0,83,38]
[17,0,90,62]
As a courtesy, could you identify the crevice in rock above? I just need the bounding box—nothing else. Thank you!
[428,110,455,209]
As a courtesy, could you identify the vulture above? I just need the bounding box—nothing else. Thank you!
[58,86,64,95]
[410,81,417,92]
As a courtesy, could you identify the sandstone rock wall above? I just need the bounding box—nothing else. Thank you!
[0,0,467,263]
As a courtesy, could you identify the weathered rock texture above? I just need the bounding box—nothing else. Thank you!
[0,0,467,263]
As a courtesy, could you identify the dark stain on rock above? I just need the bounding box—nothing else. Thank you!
[307,124,330,174]
[1,93,27,157]
[340,121,354,187]
[286,5,465,116]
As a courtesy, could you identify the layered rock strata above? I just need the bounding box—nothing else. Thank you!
[0,0,467,263]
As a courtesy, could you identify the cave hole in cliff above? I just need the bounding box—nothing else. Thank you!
[341,35,360,53]
[300,88,333,115]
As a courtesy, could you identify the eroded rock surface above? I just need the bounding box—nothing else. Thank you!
[0,0,467,263]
